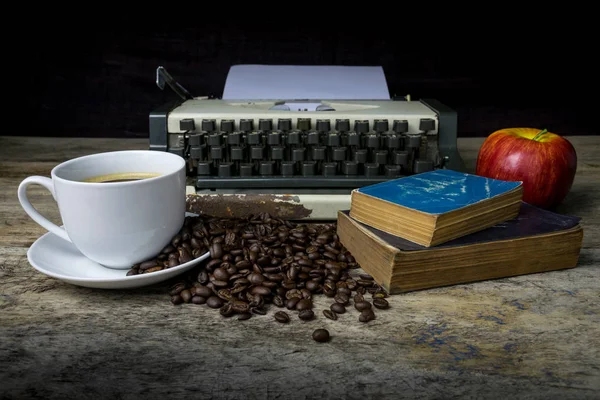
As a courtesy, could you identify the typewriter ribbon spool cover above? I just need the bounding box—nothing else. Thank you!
[150,65,465,220]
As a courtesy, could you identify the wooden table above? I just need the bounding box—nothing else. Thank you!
[1,136,599,399]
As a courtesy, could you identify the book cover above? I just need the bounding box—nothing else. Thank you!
[355,169,523,215]
[340,202,581,252]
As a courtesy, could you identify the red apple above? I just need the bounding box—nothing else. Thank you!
[475,127,577,209]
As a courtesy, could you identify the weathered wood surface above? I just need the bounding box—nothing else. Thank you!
[1,136,599,400]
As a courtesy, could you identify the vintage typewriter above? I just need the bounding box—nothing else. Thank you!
[149,66,466,219]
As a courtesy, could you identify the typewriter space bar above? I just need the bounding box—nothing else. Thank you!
[195,176,393,189]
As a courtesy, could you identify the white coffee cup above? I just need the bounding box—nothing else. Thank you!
[18,150,186,269]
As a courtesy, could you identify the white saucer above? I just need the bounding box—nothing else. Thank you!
[27,223,209,290]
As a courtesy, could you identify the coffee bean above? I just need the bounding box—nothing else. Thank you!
[330,303,346,314]
[334,293,349,305]
[206,296,224,309]
[354,293,365,303]
[139,260,157,270]
[354,301,372,312]
[298,309,315,321]
[168,282,186,296]
[295,299,312,311]
[274,311,290,323]
[180,289,192,303]
[248,294,264,308]
[286,297,300,310]
[373,298,389,309]
[357,279,375,287]
[250,286,271,296]
[143,266,164,273]
[359,309,376,323]
[231,300,250,313]
[323,309,338,320]
[212,280,229,288]
[251,307,267,315]
[238,312,252,320]
[195,286,213,298]
[213,267,229,281]
[219,303,234,317]
[312,328,330,343]
[210,242,223,259]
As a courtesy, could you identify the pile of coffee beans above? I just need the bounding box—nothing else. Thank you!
[126,223,209,275]
[128,212,390,339]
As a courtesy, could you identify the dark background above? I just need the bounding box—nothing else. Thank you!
[24,23,594,139]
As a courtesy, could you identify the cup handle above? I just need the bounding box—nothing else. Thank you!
[17,176,72,243]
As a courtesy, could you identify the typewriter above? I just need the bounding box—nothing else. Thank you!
[149,66,466,219]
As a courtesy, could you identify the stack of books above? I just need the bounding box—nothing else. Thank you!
[337,169,584,294]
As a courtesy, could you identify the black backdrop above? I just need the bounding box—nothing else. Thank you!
[25,23,595,139]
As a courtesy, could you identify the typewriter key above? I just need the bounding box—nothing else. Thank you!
[392,120,408,134]
[335,119,350,132]
[259,119,273,131]
[354,120,369,134]
[316,119,331,133]
[374,119,389,133]
[277,119,292,132]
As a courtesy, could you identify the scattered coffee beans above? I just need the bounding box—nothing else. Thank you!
[130,212,391,340]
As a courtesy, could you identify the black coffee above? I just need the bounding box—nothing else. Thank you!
[83,172,161,183]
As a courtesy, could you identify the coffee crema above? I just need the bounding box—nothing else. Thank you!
[82,172,162,183]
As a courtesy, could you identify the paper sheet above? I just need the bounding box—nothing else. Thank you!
[222,65,390,100]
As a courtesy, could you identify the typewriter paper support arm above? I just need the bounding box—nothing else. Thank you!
[156,66,194,100]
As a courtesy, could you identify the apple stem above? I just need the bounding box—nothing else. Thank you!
[532,128,548,141]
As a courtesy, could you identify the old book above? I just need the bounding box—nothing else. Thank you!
[337,203,584,294]
[349,169,524,247]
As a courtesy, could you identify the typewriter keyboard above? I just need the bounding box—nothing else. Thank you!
[175,118,442,189]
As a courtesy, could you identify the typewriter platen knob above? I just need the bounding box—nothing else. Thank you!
[335,119,350,132]
[297,118,311,131]
[393,120,408,134]
[259,119,273,131]
[240,119,254,132]
[316,119,331,133]
[374,119,389,133]
[354,120,369,134]
[201,119,216,132]
[278,118,292,132]
[221,120,235,133]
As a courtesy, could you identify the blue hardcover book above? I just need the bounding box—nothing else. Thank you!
[349,169,524,247]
